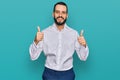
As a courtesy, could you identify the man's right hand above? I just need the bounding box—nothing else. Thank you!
[34,26,44,45]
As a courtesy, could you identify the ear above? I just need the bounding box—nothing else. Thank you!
[52,12,54,17]
[67,14,68,18]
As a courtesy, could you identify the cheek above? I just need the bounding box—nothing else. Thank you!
[54,14,59,18]
[63,15,67,19]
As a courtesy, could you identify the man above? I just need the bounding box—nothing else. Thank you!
[29,2,89,80]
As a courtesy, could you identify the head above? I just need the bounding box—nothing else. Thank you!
[53,2,68,26]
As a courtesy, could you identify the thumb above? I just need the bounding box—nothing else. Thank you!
[80,29,84,36]
[37,26,40,32]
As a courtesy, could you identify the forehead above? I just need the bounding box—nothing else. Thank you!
[55,4,67,11]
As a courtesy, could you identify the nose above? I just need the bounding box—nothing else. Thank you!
[59,12,62,17]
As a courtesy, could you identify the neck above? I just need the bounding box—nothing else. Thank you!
[56,24,65,31]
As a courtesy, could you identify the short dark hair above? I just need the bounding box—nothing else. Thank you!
[53,2,68,13]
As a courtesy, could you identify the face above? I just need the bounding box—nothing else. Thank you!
[53,4,68,25]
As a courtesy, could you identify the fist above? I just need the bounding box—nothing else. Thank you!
[78,30,87,47]
[34,26,44,45]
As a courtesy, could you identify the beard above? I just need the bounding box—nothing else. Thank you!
[54,16,67,25]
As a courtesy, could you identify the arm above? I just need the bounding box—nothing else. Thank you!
[75,32,89,61]
[29,26,44,60]
[29,41,43,60]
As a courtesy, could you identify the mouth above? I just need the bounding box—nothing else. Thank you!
[57,18,63,20]
[57,17,64,19]
[58,18,63,19]
[57,17,64,21]
[54,17,67,25]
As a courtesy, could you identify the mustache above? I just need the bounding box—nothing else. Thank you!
[56,16,64,19]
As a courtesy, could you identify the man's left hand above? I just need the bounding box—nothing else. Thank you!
[78,30,87,47]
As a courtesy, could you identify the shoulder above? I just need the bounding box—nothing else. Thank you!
[66,25,78,36]
[41,26,53,33]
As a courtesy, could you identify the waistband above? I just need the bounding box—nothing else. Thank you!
[44,67,74,73]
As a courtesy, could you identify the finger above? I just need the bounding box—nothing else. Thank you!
[80,29,84,36]
[37,26,40,32]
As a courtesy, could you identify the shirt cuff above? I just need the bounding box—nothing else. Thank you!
[33,41,43,49]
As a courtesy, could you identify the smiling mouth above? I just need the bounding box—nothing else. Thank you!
[57,17,64,20]
[57,16,64,19]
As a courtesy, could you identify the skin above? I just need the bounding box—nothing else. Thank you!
[34,4,87,47]
[52,4,68,31]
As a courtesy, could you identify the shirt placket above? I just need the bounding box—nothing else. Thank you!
[56,32,62,68]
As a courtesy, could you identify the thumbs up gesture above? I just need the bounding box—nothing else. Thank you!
[78,30,87,47]
[34,26,44,45]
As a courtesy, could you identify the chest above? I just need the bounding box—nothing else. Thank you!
[44,31,76,47]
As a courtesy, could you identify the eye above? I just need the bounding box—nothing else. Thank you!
[55,10,60,14]
[62,11,67,14]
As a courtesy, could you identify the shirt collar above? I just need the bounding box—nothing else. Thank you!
[52,23,69,31]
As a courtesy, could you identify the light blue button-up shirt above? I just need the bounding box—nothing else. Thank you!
[29,23,89,71]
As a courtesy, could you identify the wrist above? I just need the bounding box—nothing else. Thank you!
[34,38,39,45]
[81,43,87,48]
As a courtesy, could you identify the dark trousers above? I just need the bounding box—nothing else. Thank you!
[42,67,75,80]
